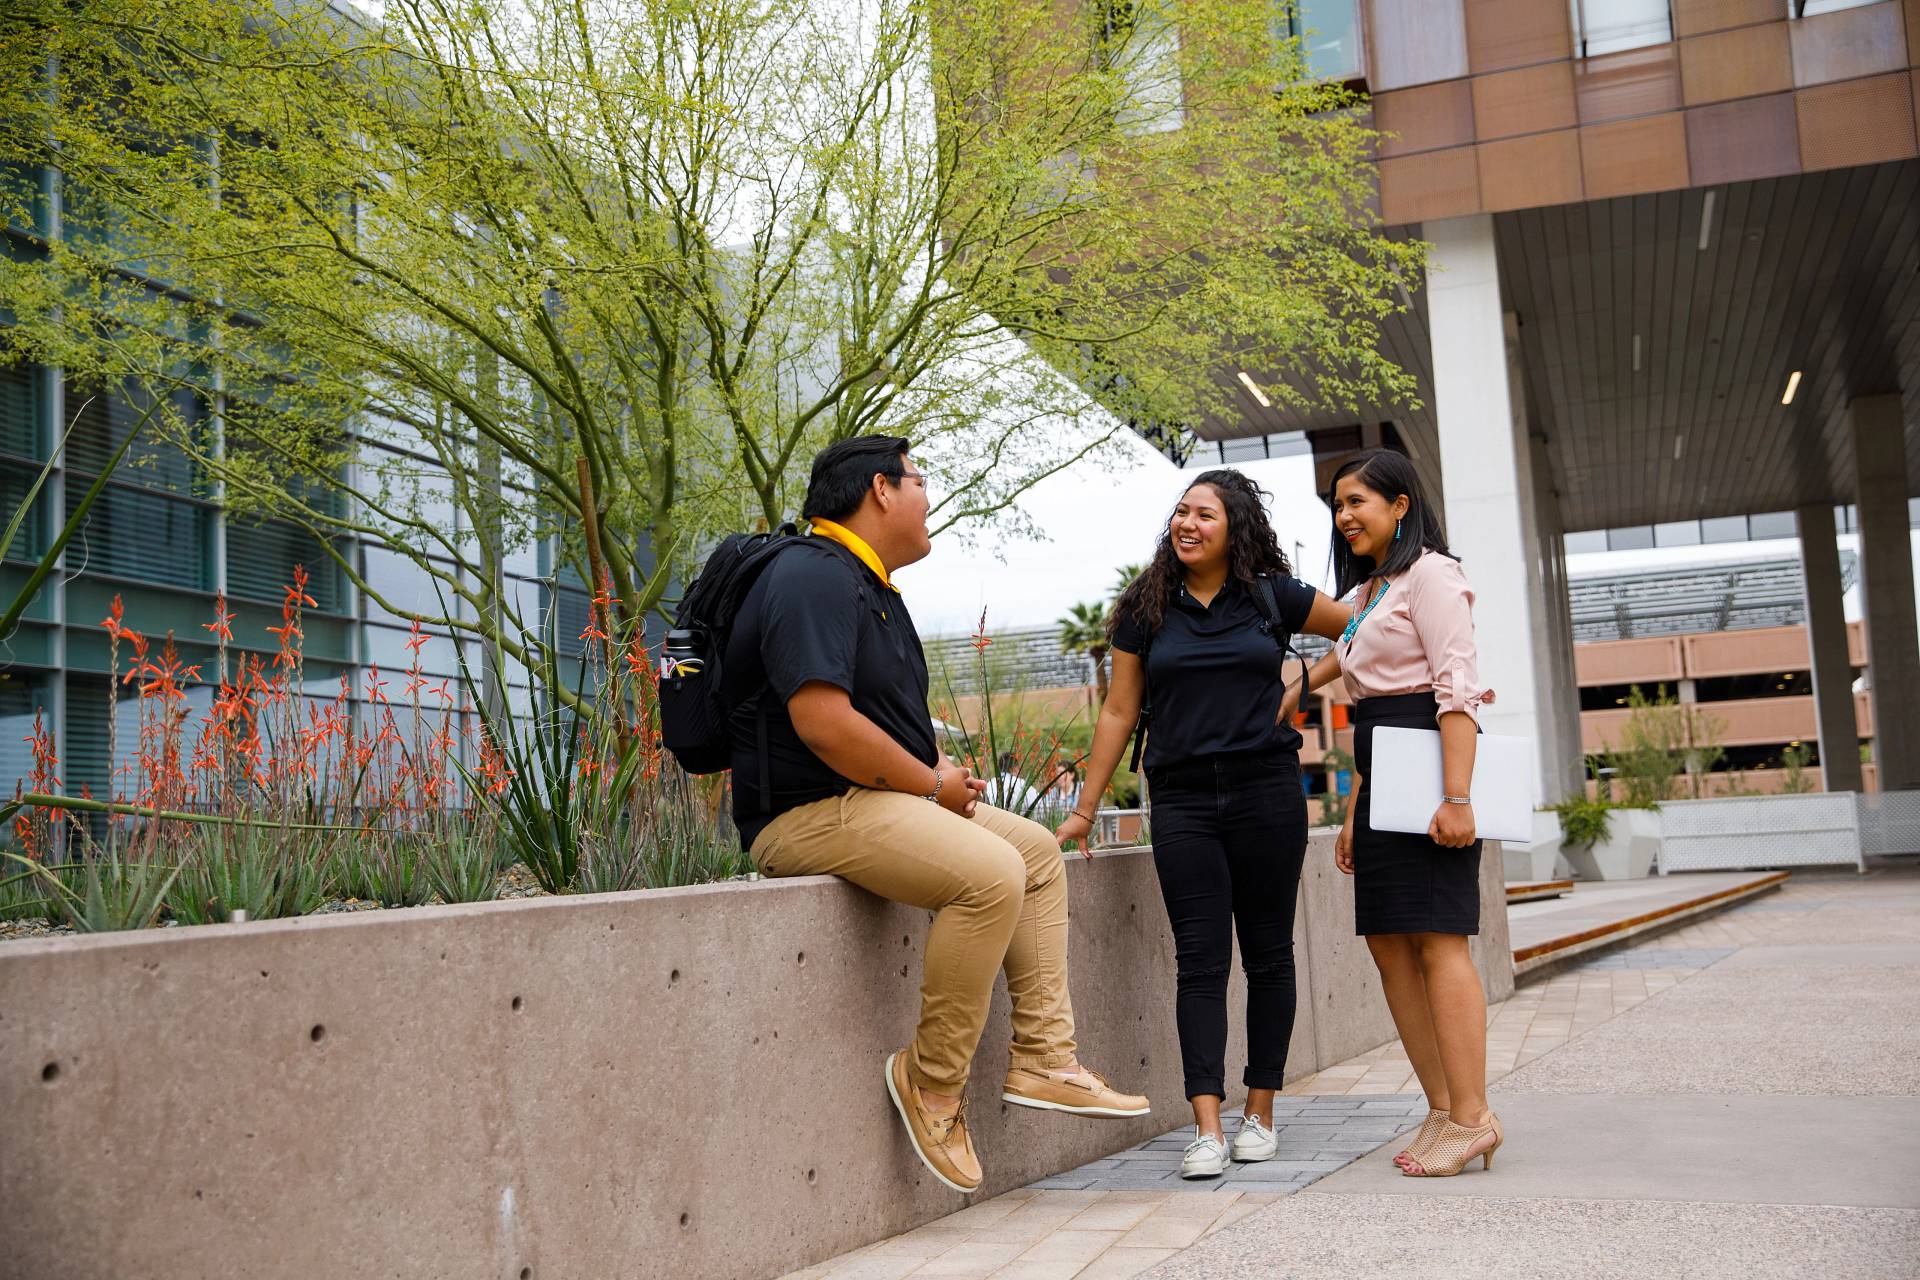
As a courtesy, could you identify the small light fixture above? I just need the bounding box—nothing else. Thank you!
[1237,371,1271,408]
[1632,334,1642,372]
[1698,190,1716,252]
[1782,370,1802,405]
[1673,433,1684,461]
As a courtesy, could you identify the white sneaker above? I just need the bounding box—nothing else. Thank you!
[1231,1114,1277,1162]
[1180,1128,1229,1179]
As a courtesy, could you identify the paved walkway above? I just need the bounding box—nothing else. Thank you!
[785,867,1920,1279]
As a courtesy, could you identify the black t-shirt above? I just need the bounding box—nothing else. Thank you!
[1111,574,1316,769]
[723,538,938,848]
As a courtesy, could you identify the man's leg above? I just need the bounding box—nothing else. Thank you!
[967,803,1074,1069]
[969,804,1151,1118]
[753,789,1026,1094]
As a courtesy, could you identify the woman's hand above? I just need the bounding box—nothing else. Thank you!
[1055,810,1097,860]
[1428,802,1476,848]
[1276,682,1301,726]
[1334,806,1356,874]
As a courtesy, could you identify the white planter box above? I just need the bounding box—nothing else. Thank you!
[1563,807,1662,881]
[1658,793,1865,873]
[1506,811,1568,882]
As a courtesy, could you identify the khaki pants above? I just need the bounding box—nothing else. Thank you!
[751,789,1077,1094]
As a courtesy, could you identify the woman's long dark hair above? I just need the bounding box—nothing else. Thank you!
[1110,469,1291,639]
[1327,448,1452,599]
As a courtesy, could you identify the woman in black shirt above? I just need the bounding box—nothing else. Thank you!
[1057,469,1348,1178]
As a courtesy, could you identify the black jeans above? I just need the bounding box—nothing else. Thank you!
[1145,751,1309,1100]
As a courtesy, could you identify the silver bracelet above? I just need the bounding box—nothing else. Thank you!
[1443,794,1472,805]
[925,768,944,804]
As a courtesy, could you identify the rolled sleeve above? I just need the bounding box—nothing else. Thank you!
[1406,556,1494,723]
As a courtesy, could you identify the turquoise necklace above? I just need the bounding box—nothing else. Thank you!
[1341,579,1391,649]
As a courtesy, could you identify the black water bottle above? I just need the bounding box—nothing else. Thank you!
[661,628,706,680]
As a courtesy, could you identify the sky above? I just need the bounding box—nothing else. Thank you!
[897,430,1337,638]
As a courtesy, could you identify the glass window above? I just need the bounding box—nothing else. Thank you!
[1563,530,1608,554]
[1,362,39,459]
[1105,1,1185,135]
[65,476,210,589]
[1607,525,1655,550]
[362,621,465,679]
[1570,0,1672,57]
[1,464,49,562]
[62,374,204,495]
[1748,511,1796,540]
[1279,1,1363,81]
[0,671,52,806]
[361,546,458,626]
[1794,0,1880,15]
[1654,520,1702,547]
[1701,516,1749,544]
[227,517,340,611]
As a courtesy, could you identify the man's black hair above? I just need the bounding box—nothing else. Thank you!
[801,435,913,523]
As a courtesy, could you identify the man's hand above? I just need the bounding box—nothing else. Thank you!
[935,757,988,818]
[1428,802,1476,849]
[1334,806,1356,874]
[1055,810,1096,860]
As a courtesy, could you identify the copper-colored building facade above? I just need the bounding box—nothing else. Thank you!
[1368,0,1919,225]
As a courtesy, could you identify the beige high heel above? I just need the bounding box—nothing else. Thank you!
[1402,1112,1502,1177]
[1393,1108,1447,1170]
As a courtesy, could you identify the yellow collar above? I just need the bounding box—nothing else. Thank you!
[809,518,900,593]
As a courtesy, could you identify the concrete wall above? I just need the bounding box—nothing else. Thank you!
[0,835,1510,1280]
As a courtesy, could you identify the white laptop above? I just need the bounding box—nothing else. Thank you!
[1365,727,1535,844]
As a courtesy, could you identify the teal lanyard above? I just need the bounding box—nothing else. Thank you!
[1341,579,1391,650]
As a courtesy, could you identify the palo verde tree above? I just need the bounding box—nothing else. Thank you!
[0,0,1422,695]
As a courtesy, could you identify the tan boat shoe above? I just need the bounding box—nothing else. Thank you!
[1002,1064,1151,1117]
[884,1051,982,1193]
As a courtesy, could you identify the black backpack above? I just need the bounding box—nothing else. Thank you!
[658,522,811,776]
[1127,574,1305,773]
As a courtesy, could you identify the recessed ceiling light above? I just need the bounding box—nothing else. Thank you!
[1782,370,1802,405]
[1698,190,1716,252]
[1237,371,1271,408]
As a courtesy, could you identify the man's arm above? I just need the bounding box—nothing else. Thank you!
[787,682,984,816]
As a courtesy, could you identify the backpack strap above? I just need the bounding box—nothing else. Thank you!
[1126,614,1154,773]
[1252,573,1308,703]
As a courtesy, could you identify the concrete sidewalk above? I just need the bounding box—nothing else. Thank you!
[1154,867,1920,1280]
[787,867,1920,1279]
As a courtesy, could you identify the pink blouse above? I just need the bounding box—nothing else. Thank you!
[1339,550,1493,722]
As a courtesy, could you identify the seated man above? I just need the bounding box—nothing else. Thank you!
[725,434,1148,1194]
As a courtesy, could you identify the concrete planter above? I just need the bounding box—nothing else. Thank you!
[1507,811,1569,882]
[1659,793,1866,872]
[0,836,1511,1280]
[1562,806,1663,881]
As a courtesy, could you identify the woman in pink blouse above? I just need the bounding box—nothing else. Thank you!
[1288,449,1504,1178]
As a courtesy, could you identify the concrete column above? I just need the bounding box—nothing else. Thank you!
[1527,419,1585,800]
[1851,394,1920,791]
[1426,214,1567,804]
[1797,501,1864,792]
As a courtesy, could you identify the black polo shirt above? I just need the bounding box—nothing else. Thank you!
[723,538,938,848]
[1111,575,1316,769]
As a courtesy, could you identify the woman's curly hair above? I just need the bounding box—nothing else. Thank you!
[1109,468,1292,639]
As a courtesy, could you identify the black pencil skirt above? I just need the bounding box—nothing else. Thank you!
[1351,692,1482,937]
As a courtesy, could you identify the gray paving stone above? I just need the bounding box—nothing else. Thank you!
[1016,1091,1426,1195]
[1573,946,1733,971]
